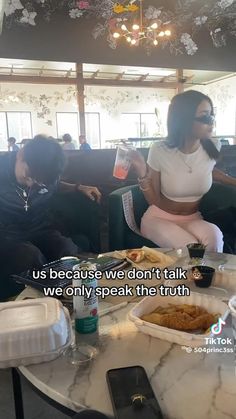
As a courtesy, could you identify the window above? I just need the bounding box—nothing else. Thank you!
[7,112,32,141]
[121,113,140,139]
[85,112,101,149]
[56,112,79,147]
[0,112,32,151]
[140,114,159,137]
[0,113,8,151]
[56,112,101,149]
[121,113,158,147]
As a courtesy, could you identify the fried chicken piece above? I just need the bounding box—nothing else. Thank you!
[142,312,191,330]
[190,313,218,331]
[141,311,218,332]
[153,306,177,314]
[153,304,207,318]
[174,304,207,317]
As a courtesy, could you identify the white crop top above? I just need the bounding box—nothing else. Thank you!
[147,140,220,203]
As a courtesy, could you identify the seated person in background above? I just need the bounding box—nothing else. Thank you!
[7,137,19,152]
[130,90,236,252]
[0,135,101,297]
[79,134,91,151]
[62,133,76,150]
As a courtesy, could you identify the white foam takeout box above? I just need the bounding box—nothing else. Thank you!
[228,295,236,318]
[0,297,72,368]
[129,292,228,347]
[228,295,236,339]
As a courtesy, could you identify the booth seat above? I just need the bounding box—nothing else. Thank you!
[50,190,101,253]
[109,183,236,253]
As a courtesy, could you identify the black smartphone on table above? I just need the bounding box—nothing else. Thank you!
[106,366,164,419]
[91,256,130,271]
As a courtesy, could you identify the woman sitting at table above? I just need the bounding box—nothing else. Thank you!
[130,90,236,252]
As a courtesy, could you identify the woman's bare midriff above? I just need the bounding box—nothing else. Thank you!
[158,194,200,215]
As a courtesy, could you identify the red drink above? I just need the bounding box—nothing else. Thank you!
[113,146,131,180]
[113,163,129,179]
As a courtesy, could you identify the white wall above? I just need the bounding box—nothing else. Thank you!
[187,74,236,136]
[1,76,235,151]
[85,85,173,144]
[0,82,174,149]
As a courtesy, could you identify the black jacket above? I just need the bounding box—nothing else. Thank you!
[0,152,57,240]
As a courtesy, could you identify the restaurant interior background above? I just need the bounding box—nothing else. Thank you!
[0,62,235,150]
[0,0,235,150]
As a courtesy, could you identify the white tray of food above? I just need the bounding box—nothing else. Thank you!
[0,297,72,368]
[129,292,228,347]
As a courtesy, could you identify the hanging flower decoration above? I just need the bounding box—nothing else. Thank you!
[20,8,37,25]
[4,0,23,17]
[113,2,139,14]
[1,0,236,55]
[180,33,198,55]
[218,0,234,8]
[194,16,208,26]
[113,4,125,14]
[77,1,90,9]
[69,8,83,19]
[126,4,139,12]
[144,6,161,20]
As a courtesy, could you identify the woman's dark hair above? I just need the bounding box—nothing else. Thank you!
[21,138,31,146]
[166,90,219,160]
[23,135,65,185]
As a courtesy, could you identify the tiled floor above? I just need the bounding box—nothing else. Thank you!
[0,369,69,419]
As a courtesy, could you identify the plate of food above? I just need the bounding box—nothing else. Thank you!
[119,247,177,270]
[129,292,228,347]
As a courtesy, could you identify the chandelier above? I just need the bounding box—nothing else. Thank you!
[112,0,172,46]
[2,0,236,55]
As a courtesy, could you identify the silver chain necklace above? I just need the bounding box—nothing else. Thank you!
[15,186,31,211]
[178,152,193,173]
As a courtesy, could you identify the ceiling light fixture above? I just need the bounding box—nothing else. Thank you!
[112,0,171,47]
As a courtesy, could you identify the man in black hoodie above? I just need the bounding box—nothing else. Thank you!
[0,135,101,300]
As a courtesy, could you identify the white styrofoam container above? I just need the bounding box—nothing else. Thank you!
[129,292,228,347]
[228,295,236,339]
[228,295,236,317]
[0,298,72,368]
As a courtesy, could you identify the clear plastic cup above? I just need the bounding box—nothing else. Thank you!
[66,342,98,365]
[113,146,133,180]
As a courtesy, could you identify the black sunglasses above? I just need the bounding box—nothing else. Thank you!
[194,115,215,125]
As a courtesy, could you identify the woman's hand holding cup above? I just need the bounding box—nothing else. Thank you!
[127,149,147,178]
[113,145,147,180]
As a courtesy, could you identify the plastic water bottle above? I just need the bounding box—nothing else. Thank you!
[72,261,98,334]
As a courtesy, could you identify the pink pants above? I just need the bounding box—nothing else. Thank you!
[141,205,224,252]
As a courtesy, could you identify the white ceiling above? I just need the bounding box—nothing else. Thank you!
[0,58,233,84]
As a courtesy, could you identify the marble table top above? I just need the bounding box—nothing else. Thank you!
[17,249,236,419]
